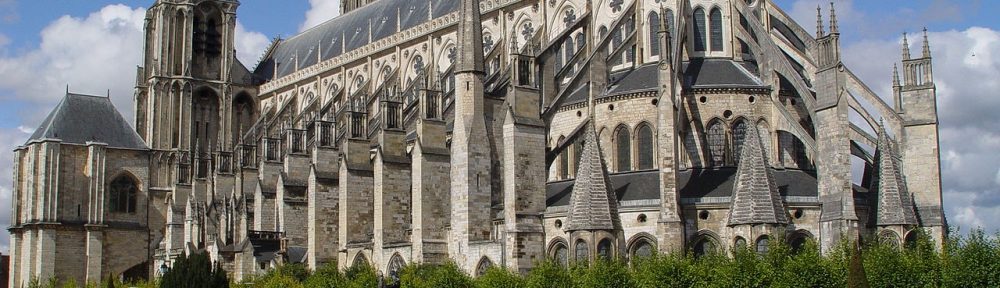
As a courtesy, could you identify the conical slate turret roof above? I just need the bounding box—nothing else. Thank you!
[728,125,789,226]
[873,127,919,226]
[454,0,484,74]
[564,123,621,231]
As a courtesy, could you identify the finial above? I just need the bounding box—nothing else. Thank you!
[829,2,838,34]
[816,5,825,37]
[922,27,931,58]
[892,64,900,87]
[902,32,911,60]
[66,84,69,94]
[107,89,111,98]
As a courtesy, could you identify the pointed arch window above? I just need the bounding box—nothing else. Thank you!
[693,237,716,258]
[558,137,569,179]
[575,240,589,261]
[616,127,632,172]
[649,11,661,56]
[731,120,749,165]
[637,124,654,170]
[576,32,586,51]
[597,238,613,261]
[109,175,138,213]
[693,8,707,51]
[476,257,493,277]
[707,121,727,167]
[710,8,724,52]
[631,239,654,259]
[756,236,770,254]
[386,254,406,284]
[552,242,569,266]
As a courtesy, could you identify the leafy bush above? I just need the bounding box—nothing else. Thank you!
[161,252,229,288]
[399,262,472,288]
[473,267,525,288]
[523,261,572,288]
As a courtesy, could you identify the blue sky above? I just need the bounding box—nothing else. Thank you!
[1,0,999,253]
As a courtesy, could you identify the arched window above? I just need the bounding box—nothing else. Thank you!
[693,237,716,257]
[904,231,919,250]
[788,233,809,253]
[575,240,589,261]
[352,253,368,268]
[565,37,575,64]
[710,8,724,52]
[693,8,707,51]
[637,124,654,170]
[576,32,586,51]
[232,93,255,145]
[573,139,583,177]
[597,239,613,261]
[649,12,661,56]
[778,131,809,169]
[631,239,655,259]
[734,237,748,250]
[706,121,727,167]
[731,120,749,165]
[612,27,623,65]
[386,254,406,284]
[879,230,900,248]
[109,175,138,213]
[755,236,770,254]
[552,242,569,266]
[476,257,493,277]
[757,121,772,164]
[616,127,631,172]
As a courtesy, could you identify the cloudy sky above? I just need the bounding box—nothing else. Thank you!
[0,0,997,253]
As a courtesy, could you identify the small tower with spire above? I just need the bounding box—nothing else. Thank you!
[815,2,841,68]
[816,5,825,38]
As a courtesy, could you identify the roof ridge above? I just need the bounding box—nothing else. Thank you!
[728,124,789,226]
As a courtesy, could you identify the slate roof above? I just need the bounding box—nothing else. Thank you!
[28,93,147,149]
[563,123,621,231]
[253,0,460,81]
[873,128,918,226]
[546,168,817,208]
[454,0,484,73]
[727,125,789,226]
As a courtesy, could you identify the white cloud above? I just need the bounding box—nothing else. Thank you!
[299,0,341,32]
[235,22,270,70]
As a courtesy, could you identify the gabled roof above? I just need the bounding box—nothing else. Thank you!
[873,128,918,226]
[28,93,147,149]
[564,123,621,231]
[728,125,789,226]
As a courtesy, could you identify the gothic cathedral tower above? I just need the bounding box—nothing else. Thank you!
[133,0,257,263]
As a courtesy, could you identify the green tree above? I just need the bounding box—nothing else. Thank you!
[160,252,229,288]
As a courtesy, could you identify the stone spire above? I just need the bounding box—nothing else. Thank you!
[455,0,484,74]
[728,125,789,226]
[816,5,825,38]
[872,126,919,226]
[829,2,838,34]
[564,122,620,232]
[922,27,932,58]
[902,33,911,60]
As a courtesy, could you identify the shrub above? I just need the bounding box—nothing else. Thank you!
[399,262,472,288]
[473,267,525,288]
[160,252,229,288]
[570,260,633,288]
[942,229,1000,287]
[303,262,346,287]
[523,261,572,288]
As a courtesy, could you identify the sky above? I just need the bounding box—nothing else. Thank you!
[0,0,998,254]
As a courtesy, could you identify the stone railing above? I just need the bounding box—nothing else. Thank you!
[286,129,308,155]
[238,144,258,169]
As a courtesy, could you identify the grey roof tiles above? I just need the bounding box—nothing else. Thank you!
[28,93,147,149]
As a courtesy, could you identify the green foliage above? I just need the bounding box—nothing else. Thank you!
[569,260,633,288]
[941,229,1000,287]
[399,262,472,288]
[523,261,572,288]
[473,267,525,288]
[160,252,229,288]
[342,263,379,288]
[303,262,346,288]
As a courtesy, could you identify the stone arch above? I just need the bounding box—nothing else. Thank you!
[786,229,814,252]
[386,253,406,283]
[351,252,369,268]
[557,135,568,179]
[706,118,728,167]
[403,52,426,88]
[475,256,493,277]
[692,6,708,52]
[709,6,724,52]
[597,237,615,260]
[614,124,632,172]
[691,230,721,257]
[635,122,655,170]
[755,235,771,254]
[626,232,657,260]
[903,229,920,249]
[574,238,589,261]
[232,92,255,146]
[733,236,748,250]
[878,230,901,248]
[548,237,570,266]
[108,171,142,214]
[511,14,535,50]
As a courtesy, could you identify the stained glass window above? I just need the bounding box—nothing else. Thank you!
[693,8,707,51]
[637,125,654,170]
[707,121,727,167]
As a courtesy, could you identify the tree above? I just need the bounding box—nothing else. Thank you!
[160,252,229,288]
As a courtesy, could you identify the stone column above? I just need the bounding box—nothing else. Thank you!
[410,118,450,264]
[85,228,104,283]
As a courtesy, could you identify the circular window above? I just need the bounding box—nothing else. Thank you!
[723,110,733,119]
[651,99,659,106]
[576,111,582,117]
[793,209,804,219]
[790,99,797,105]
[554,219,563,228]
[699,96,707,103]
[609,104,615,111]
[698,210,710,220]
[749,96,756,103]
[637,214,647,223]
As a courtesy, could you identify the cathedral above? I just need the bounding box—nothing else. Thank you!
[7,0,946,285]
